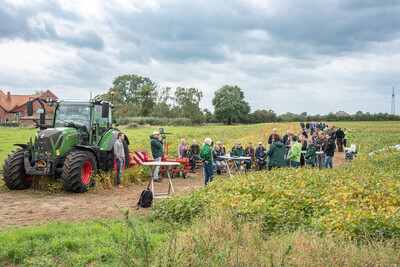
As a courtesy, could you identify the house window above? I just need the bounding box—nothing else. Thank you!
[5,117,10,123]
[15,112,20,116]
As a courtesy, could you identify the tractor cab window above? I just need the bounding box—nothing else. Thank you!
[54,102,91,144]
[93,104,110,144]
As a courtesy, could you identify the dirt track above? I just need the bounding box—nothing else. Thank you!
[0,153,348,229]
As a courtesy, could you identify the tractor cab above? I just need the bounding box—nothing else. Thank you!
[53,100,111,146]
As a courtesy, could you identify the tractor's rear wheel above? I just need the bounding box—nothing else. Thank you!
[61,151,97,193]
[3,149,33,190]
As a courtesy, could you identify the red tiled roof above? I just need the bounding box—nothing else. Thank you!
[0,89,58,112]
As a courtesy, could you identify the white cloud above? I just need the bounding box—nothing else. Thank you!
[0,0,399,115]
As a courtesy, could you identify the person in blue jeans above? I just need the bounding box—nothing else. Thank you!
[324,133,335,168]
[200,138,214,186]
[114,132,125,188]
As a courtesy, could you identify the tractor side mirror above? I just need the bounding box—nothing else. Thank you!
[102,102,110,118]
[27,101,33,116]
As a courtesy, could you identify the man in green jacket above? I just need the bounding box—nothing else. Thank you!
[233,142,251,172]
[266,134,285,171]
[200,138,214,186]
[150,131,164,182]
[287,135,301,168]
[304,139,316,167]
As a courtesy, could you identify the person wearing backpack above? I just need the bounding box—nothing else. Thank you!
[324,133,335,168]
[200,138,214,186]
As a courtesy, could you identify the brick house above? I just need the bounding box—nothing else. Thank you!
[0,90,58,125]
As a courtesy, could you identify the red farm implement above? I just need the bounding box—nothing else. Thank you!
[128,129,190,179]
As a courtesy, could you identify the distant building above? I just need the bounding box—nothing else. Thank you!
[0,90,58,125]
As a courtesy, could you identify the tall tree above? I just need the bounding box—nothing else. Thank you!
[112,74,156,104]
[152,87,173,117]
[174,87,205,123]
[137,84,157,116]
[212,85,250,124]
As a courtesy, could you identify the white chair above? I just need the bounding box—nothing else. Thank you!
[344,143,357,161]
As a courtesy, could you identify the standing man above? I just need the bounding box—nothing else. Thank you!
[315,132,327,169]
[268,128,278,144]
[282,131,292,167]
[287,135,301,168]
[324,133,335,168]
[189,140,200,173]
[343,128,349,147]
[200,138,214,186]
[266,134,285,171]
[150,131,164,182]
[178,139,186,158]
[335,127,345,152]
[255,142,267,171]
[114,132,125,188]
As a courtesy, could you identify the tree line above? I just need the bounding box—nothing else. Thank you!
[96,74,400,125]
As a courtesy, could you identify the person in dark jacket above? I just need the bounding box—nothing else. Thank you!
[315,132,326,169]
[245,142,255,166]
[299,135,308,167]
[300,122,305,132]
[212,143,226,174]
[189,140,200,172]
[281,130,292,167]
[268,128,278,144]
[255,142,267,171]
[231,142,238,155]
[304,139,316,167]
[266,134,285,171]
[150,131,164,182]
[335,128,345,152]
[324,133,335,168]
[233,142,251,173]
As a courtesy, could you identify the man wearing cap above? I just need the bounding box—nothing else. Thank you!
[150,131,164,182]
[255,142,267,171]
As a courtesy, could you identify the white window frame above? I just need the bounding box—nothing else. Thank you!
[15,112,20,116]
[5,117,10,123]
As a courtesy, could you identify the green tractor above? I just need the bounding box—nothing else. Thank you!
[2,95,130,193]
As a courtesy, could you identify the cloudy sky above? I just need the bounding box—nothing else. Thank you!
[0,0,399,115]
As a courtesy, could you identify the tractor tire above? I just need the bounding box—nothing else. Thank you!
[3,149,33,190]
[182,170,187,179]
[61,151,97,193]
[105,140,130,172]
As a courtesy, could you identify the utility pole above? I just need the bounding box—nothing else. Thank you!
[391,87,395,115]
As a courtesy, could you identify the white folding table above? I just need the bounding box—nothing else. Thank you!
[142,162,180,200]
[217,155,252,178]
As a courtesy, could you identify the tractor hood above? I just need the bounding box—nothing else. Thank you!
[34,128,79,155]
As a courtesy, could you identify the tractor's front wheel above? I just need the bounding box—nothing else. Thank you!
[3,149,33,190]
[61,151,97,193]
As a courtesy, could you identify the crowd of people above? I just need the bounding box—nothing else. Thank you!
[148,123,349,186]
